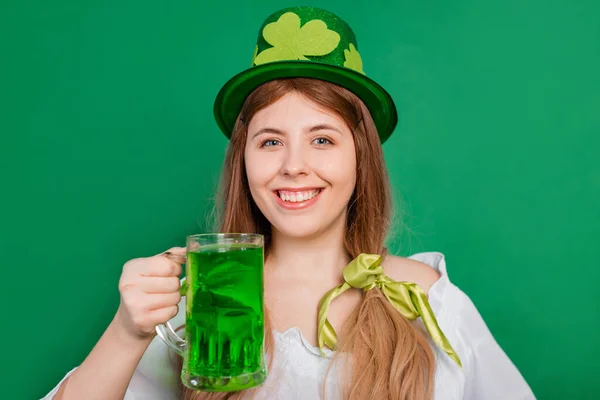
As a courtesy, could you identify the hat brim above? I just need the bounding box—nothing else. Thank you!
[213,61,398,143]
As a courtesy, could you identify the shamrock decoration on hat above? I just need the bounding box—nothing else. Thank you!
[254,12,340,63]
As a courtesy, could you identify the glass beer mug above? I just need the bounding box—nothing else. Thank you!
[156,233,267,392]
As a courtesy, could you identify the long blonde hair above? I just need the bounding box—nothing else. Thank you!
[181,78,435,399]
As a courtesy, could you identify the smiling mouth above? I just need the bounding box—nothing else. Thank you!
[275,188,322,203]
[273,188,323,205]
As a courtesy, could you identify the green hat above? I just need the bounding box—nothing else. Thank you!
[213,6,398,143]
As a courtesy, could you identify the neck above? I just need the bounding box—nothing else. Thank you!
[266,218,351,285]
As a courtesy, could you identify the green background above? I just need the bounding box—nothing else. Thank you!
[1,1,598,398]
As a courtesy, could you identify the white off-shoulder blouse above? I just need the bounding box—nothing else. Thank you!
[42,252,536,399]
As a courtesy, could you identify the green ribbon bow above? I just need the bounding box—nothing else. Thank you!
[317,253,462,367]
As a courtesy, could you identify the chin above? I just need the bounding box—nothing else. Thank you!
[271,219,326,240]
[269,210,347,241]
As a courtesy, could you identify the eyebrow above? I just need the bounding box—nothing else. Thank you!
[251,127,284,140]
[309,124,342,135]
[251,124,343,140]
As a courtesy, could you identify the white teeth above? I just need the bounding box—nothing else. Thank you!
[277,189,321,202]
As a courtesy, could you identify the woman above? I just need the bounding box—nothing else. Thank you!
[44,6,535,400]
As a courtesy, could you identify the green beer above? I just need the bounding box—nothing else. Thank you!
[182,243,266,391]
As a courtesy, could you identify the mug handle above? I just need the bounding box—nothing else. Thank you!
[155,253,188,356]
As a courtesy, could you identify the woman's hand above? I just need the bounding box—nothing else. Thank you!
[114,247,185,340]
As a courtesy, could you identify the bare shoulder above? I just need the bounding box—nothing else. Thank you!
[381,254,441,293]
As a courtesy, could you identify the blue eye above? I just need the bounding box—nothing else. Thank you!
[261,139,281,147]
[313,138,332,146]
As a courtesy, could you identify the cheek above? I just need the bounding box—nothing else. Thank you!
[244,152,278,194]
[314,151,357,191]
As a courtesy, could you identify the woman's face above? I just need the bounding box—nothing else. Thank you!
[245,92,357,240]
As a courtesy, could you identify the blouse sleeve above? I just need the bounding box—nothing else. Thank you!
[411,251,536,400]
[454,286,536,400]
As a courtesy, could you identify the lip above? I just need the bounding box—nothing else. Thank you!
[274,187,323,191]
[273,188,324,210]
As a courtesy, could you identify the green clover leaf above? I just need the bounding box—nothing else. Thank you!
[251,45,258,66]
[254,12,341,65]
[343,43,364,74]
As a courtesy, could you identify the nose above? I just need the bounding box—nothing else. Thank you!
[280,145,309,177]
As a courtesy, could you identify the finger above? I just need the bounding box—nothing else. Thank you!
[145,292,181,311]
[139,276,181,294]
[141,257,182,277]
[149,305,179,324]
